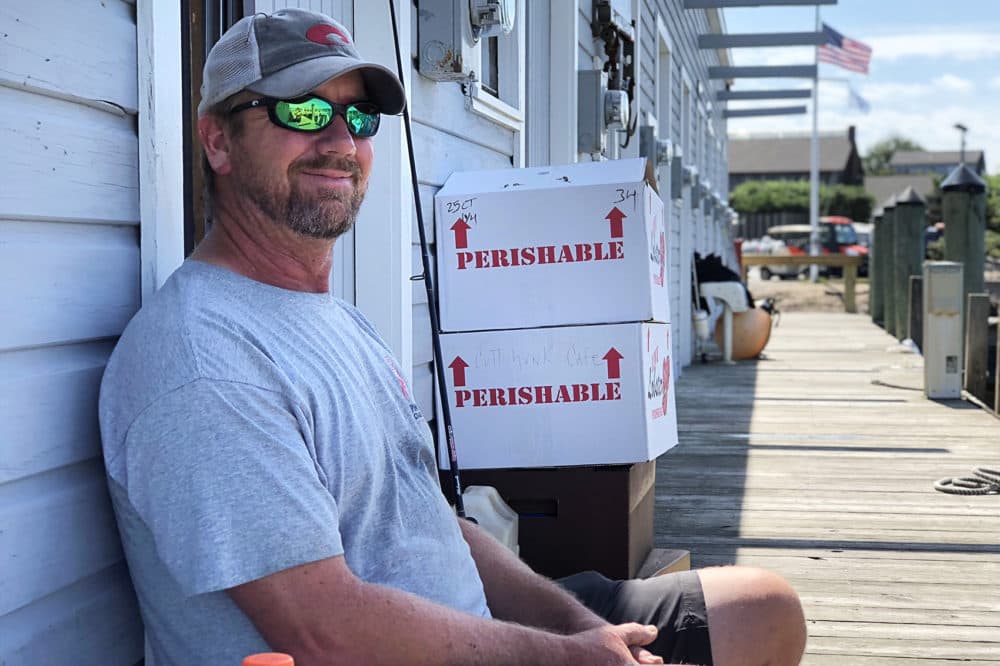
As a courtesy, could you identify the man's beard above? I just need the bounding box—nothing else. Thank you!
[233,154,366,240]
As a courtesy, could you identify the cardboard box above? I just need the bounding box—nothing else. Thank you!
[435,158,668,332]
[439,322,678,470]
[448,461,655,580]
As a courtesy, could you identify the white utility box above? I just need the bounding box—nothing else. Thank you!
[435,158,668,332]
[438,322,678,469]
[923,261,964,399]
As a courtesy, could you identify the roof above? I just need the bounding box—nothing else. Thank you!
[891,150,984,168]
[728,133,854,174]
[864,174,937,213]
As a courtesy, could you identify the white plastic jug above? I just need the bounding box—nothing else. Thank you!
[462,485,519,555]
[692,309,711,341]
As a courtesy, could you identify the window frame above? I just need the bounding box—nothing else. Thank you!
[467,0,526,140]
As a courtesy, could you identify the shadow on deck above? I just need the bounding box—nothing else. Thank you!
[656,311,1000,665]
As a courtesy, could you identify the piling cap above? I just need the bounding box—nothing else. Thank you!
[895,185,926,206]
[881,194,897,210]
[941,163,986,193]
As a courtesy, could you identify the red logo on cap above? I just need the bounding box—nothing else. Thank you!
[306,23,350,45]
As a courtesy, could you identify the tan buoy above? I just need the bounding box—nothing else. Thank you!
[715,308,773,360]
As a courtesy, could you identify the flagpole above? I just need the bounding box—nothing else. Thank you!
[809,6,821,282]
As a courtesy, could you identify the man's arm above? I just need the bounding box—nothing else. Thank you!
[228,554,659,666]
[457,517,607,634]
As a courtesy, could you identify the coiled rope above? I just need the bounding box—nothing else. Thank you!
[934,467,1000,495]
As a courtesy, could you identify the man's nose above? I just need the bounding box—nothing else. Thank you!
[315,114,357,155]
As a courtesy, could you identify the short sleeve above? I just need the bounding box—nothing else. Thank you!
[122,378,343,596]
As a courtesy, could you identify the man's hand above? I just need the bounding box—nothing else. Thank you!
[564,623,664,665]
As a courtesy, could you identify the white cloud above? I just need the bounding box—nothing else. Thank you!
[868,31,1000,62]
[730,47,813,68]
[860,82,930,102]
[932,74,973,93]
[990,76,1000,90]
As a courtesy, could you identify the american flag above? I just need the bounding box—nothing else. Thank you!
[819,23,872,75]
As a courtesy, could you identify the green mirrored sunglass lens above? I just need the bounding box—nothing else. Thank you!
[346,106,378,136]
[276,99,333,130]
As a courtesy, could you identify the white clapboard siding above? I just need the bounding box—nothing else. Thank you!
[0,0,138,112]
[1,3,143,664]
[0,462,124,617]
[0,342,116,485]
[0,87,140,224]
[0,563,143,665]
[410,78,515,158]
[413,121,513,188]
[0,220,140,350]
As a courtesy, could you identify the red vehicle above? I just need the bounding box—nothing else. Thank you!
[761,216,868,279]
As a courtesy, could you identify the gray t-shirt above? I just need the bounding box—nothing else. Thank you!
[100,260,489,665]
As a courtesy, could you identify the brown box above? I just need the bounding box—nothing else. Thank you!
[447,460,655,580]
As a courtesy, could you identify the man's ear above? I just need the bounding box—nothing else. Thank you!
[198,114,233,176]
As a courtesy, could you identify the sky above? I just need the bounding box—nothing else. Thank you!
[722,0,1000,174]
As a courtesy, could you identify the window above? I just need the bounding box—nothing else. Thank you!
[481,36,500,97]
[467,0,525,133]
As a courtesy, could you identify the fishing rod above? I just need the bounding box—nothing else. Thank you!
[387,0,467,518]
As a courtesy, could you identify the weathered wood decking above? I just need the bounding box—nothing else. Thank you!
[656,312,1000,665]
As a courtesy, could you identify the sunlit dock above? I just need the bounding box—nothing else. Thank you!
[657,311,1000,664]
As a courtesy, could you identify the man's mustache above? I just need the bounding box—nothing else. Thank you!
[293,156,362,180]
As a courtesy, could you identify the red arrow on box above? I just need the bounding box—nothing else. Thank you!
[449,356,470,387]
[602,347,624,379]
[451,218,472,249]
[606,207,627,239]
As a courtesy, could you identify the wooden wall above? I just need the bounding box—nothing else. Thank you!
[0,1,144,663]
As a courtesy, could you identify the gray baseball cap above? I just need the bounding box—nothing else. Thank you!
[198,8,406,116]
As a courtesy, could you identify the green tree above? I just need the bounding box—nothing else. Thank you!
[986,174,1000,258]
[863,136,924,176]
[925,173,1000,258]
[729,180,873,221]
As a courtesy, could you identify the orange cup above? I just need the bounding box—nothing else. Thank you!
[243,654,294,666]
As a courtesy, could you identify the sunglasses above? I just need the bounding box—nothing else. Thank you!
[228,95,381,138]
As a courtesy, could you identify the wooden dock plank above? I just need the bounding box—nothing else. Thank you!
[657,312,1000,665]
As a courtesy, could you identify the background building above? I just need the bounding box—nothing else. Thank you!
[728,126,864,190]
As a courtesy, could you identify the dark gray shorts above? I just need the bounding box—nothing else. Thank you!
[558,570,713,665]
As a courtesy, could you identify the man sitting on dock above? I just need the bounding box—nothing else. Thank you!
[99,9,806,665]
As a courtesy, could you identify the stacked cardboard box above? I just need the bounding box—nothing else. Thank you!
[434,159,678,578]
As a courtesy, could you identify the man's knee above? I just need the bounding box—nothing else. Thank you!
[698,566,806,666]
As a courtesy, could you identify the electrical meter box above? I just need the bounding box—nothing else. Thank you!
[923,261,964,399]
[418,0,477,82]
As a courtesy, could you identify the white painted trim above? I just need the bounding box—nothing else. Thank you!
[512,0,527,167]
[525,1,550,167]
[653,13,673,203]
[137,0,185,300]
[352,0,413,380]
[655,14,673,135]
[469,82,524,132]
[469,0,526,166]
[677,66,692,213]
[549,0,578,165]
